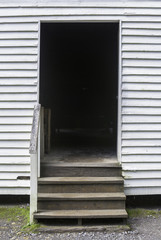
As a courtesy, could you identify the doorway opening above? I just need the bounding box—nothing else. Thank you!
[40,22,119,163]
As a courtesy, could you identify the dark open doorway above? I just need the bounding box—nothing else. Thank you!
[40,22,119,162]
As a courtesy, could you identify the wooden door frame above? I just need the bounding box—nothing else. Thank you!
[37,19,122,170]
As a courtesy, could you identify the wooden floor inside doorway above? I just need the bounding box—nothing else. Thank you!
[42,128,117,165]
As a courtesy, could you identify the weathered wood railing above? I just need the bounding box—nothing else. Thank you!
[29,104,41,223]
[40,107,51,159]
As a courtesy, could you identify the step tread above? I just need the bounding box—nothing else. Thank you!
[41,161,121,168]
[38,192,126,200]
[38,177,124,184]
[34,209,128,219]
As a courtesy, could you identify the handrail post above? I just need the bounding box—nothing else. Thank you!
[30,153,38,223]
[29,104,41,224]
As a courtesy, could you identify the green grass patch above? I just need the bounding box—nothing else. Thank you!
[0,206,29,223]
[0,206,41,233]
[127,208,161,218]
[22,222,41,233]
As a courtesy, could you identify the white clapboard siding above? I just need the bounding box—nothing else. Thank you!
[0,109,33,116]
[1,2,161,196]
[0,2,160,8]
[0,117,33,124]
[0,55,37,62]
[122,170,161,179]
[0,179,30,195]
[0,39,38,47]
[122,155,161,162]
[0,156,30,163]
[122,36,161,44]
[122,28,161,36]
[0,141,30,148]
[0,71,37,78]
[123,75,161,83]
[122,115,161,123]
[121,6,161,195]
[0,180,30,187]
[0,102,36,109]
[123,82,161,90]
[0,132,30,140]
[0,85,37,92]
[0,172,30,180]
[0,62,37,70]
[123,68,161,76]
[122,139,161,147]
[124,179,161,195]
[122,123,161,131]
[122,107,161,115]
[122,131,161,139]
[0,15,116,23]
[0,188,29,195]
[0,8,124,17]
[123,51,161,60]
[124,188,161,196]
[0,164,30,172]
[123,16,161,22]
[0,32,38,39]
[0,8,38,194]
[0,125,31,131]
[0,149,30,156]
[122,91,161,99]
[0,94,37,101]
[122,45,161,52]
[122,162,161,171]
[0,23,38,32]
[122,22,161,29]
[122,99,161,107]
[0,47,37,55]
[125,179,161,187]
[0,78,37,85]
[122,147,161,155]
[0,158,30,164]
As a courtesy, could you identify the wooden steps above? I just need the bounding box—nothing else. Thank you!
[38,192,126,200]
[37,192,126,210]
[41,161,122,177]
[38,176,123,184]
[35,161,128,222]
[38,177,124,193]
[34,209,128,219]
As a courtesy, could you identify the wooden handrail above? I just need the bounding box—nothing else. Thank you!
[29,103,41,154]
[29,103,41,223]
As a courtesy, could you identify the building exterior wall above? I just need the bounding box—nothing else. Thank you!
[0,1,161,195]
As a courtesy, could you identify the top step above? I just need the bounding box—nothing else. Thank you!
[41,161,122,177]
[41,160,120,168]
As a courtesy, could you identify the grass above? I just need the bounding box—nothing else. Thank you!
[0,206,29,223]
[127,208,161,218]
[1,205,161,234]
[0,206,41,233]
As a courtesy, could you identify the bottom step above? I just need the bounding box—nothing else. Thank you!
[34,209,128,219]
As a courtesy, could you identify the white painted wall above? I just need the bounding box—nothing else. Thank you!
[0,1,161,195]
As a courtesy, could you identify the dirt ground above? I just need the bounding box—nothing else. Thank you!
[0,205,161,240]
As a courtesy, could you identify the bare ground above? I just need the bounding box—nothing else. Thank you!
[0,206,161,240]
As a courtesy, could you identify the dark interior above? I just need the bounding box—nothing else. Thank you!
[40,22,118,153]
